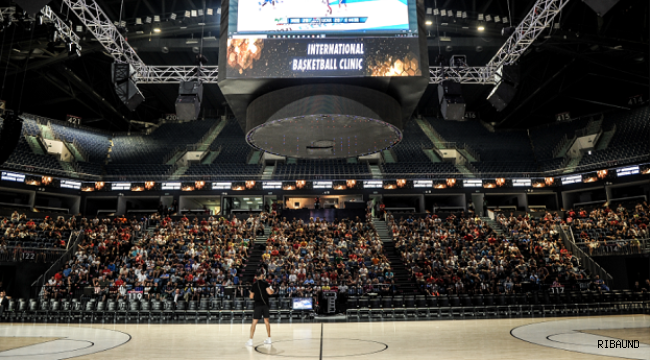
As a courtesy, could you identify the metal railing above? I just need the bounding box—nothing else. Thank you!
[574,239,650,257]
[31,230,85,293]
[0,246,66,263]
[72,138,89,162]
[556,225,614,282]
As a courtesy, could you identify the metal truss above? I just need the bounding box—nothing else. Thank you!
[136,66,220,84]
[40,5,82,51]
[136,65,494,84]
[62,0,146,72]
[486,0,570,71]
[428,66,495,85]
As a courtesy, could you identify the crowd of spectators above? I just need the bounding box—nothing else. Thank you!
[258,214,397,305]
[41,214,251,303]
[569,202,649,255]
[0,211,78,261]
[391,210,595,296]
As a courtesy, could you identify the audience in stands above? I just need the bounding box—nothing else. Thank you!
[259,214,393,307]
[390,209,591,296]
[42,214,253,302]
[569,202,649,256]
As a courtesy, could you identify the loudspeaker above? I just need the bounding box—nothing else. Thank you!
[438,80,465,120]
[0,113,23,166]
[14,0,53,15]
[440,97,466,121]
[583,0,620,16]
[438,80,462,101]
[111,63,144,112]
[175,96,202,121]
[496,65,520,87]
[487,82,516,112]
[175,81,203,120]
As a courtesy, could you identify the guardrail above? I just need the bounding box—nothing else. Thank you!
[556,225,614,283]
[575,239,650,257]
[31,230,84,293]
[0,246,66,263]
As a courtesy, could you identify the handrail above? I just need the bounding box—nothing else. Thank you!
[0,246,66,263]
[31,230,84,291]
[72,138,89,162]
[556,224,614,282]
[1,156,649,182]
[574,239,650,257]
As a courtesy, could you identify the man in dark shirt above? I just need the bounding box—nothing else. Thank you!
[247,268,274,346]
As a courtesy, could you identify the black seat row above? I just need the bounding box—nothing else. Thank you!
[344,291,650,319]
[1,297,310,323]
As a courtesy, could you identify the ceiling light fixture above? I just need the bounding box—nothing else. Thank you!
[153,27,161,33]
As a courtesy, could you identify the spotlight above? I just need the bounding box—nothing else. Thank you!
[135,17,142,25]
[425,20,433,26]
[440,9,447,16]
[502,16,508,23]
[75,25,83,33]
[154,15,161,22]
[170,13,177,21]
[153,27,161,33]
[162,46,169,53]
[478,13,484,20]
[433,8,439,15]
[445,45,453,52]
[145,16,152,24]
[494,15,501,23]
[462,11,467,19]
[456,11,462,18]
[206,8,214,16]
[485,14,492,22]
[478,26,485,31]
[502,26,516,36]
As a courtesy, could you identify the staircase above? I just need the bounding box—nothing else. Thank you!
[38,124,54,140]
[455,163,476,178]
[197,120,227,152]
[482,217,505,237]
[169,166,189,180]
[382,150,396,163]
[423,149,441,163]
[25,135,45,155]
[165,149,186,165]
[415,118,447,149]
[248,150,263,164]
[368,164,382,179]
[262,165,275,180]
[458,148,478,162]
[59,161,79,178]
[595,126,616,151]
[105,139,114,165]
[201,149,221,164]
[241,225,270,284]
[373,218,418,294]
[66,143,85,162]
[562,154,583,174]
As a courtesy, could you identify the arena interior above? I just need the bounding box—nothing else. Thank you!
[0,0,648,359]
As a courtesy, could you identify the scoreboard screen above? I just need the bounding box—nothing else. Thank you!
[225,0,422,78]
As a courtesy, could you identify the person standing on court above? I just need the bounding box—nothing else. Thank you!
[247,268,274,346]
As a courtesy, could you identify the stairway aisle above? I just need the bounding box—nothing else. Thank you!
[372,218,419,295]
[241,225,271,284]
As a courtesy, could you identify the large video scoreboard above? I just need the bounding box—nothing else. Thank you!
[225,0,421,78]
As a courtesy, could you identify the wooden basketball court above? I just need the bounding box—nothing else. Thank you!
[0,315,648,360]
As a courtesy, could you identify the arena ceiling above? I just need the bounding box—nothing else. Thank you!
[0,0,647,131]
